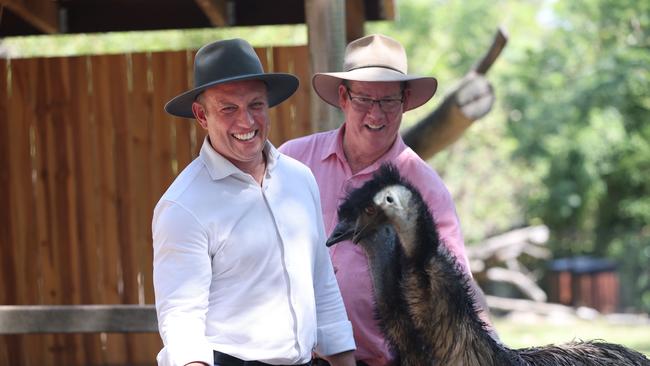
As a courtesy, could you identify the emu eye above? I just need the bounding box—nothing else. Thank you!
[386,195,394,203]
[364,206,377,216]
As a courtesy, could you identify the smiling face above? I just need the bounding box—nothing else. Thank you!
[192,80,269,176]
[338,80,411,171]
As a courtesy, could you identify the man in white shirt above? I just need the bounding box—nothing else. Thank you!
[153,38,356,366]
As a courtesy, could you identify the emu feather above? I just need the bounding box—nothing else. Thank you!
[327,164,650,366]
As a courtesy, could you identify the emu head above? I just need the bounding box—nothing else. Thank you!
[326,164,425,259]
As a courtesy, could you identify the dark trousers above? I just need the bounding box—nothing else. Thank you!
[312,359,369,366]
[214,350,311,366]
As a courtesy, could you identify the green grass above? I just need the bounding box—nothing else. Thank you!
[493,316,650,358]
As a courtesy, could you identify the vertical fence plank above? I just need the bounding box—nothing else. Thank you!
[67,54,106,365]
[0,58,9,366]
[129,51,154,305]
[254,47,280,144]
[131,52,157,306]
[45,56,89,365]
[129,52,165,360]
[112,52,159,365]
[89,54,130,365]
[9,57,56,365]
[150,51,185,204]
[272,45,312,144]
[169,52,195,173]
[31,56,69,365]
[0,57,25,366]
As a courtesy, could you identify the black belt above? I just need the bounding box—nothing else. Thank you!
[214,350,311,366]
[313,359,369,366]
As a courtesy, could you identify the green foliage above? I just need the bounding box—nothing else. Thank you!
[1,25,307,58]
[499,0,650,310]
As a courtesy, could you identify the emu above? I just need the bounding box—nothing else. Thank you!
[327,163,650,366]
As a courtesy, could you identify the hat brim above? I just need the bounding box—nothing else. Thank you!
[312,67,437,111]
[165,73,299,119]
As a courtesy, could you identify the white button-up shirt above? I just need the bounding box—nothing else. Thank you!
[153,138,354,366]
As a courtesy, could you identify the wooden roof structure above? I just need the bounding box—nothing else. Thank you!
[0,0,394,38]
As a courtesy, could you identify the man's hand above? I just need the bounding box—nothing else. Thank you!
[454,71,495,121]
[323,350,356,366]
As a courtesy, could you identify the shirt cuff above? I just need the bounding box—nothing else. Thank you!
[157,343,214,366]
[315,320,356,356]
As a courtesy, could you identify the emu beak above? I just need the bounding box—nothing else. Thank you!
[327,214,381,246]
[326,219,355,247]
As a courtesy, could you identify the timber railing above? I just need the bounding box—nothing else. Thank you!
[0,305,158,335]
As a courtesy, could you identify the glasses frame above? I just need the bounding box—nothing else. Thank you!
[345,88,404,114]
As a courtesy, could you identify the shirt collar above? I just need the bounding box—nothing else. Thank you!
[199,137,278,181]
[320,125,347,162]
[319,124,408,172]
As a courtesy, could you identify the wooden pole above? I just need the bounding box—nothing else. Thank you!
[305,0,346,132]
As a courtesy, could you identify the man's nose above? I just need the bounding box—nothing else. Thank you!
[368,101,384,117]
[238,109,256,126]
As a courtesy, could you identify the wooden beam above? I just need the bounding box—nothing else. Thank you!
[380,0,396,20]
[346,0,365,43]
[0,0,58,33]
[194,0,230,27]
[402,27,507,159]
[0,305,158,334]
[305,0,346,132]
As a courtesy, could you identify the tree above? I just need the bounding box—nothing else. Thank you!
[500,0,650,311]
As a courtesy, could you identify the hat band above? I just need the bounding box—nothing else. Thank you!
[346,64,405,74]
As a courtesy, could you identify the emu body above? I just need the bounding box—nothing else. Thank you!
[327,164,650,366]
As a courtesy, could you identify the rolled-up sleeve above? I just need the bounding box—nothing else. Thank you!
[153,200,214,366]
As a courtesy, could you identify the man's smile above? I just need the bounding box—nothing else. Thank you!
[233,130,257,141]
[365,123,385,130]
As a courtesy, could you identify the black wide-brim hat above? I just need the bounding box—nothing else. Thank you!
[165,38,299,119]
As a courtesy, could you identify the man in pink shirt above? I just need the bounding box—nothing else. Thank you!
[280,34,494,365]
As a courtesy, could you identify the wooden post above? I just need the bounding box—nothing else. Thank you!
[305,0,346,133]
[346,0,365,43]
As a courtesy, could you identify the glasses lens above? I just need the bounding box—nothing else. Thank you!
[352,97,373,109]
[347,89,402,113]
[380,99,402,112]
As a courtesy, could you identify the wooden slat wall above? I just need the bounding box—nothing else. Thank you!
[0,45,312,366]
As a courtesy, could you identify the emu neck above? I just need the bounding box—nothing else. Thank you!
[360,223,401,303]
[394,206,513,365]
[361,224,435,365]
[416,254,510,365]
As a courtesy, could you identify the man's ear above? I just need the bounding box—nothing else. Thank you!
[337,84,348,108]
[402,88,412,111]
[192,101,208,130]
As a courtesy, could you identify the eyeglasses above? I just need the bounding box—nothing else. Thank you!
[345,88,404,113]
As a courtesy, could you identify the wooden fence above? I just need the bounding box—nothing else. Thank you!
[0,45,313,366]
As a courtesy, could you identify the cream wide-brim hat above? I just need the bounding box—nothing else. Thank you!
[312,34,437,112]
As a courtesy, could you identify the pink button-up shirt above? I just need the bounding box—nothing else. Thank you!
[280,126,470,366]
